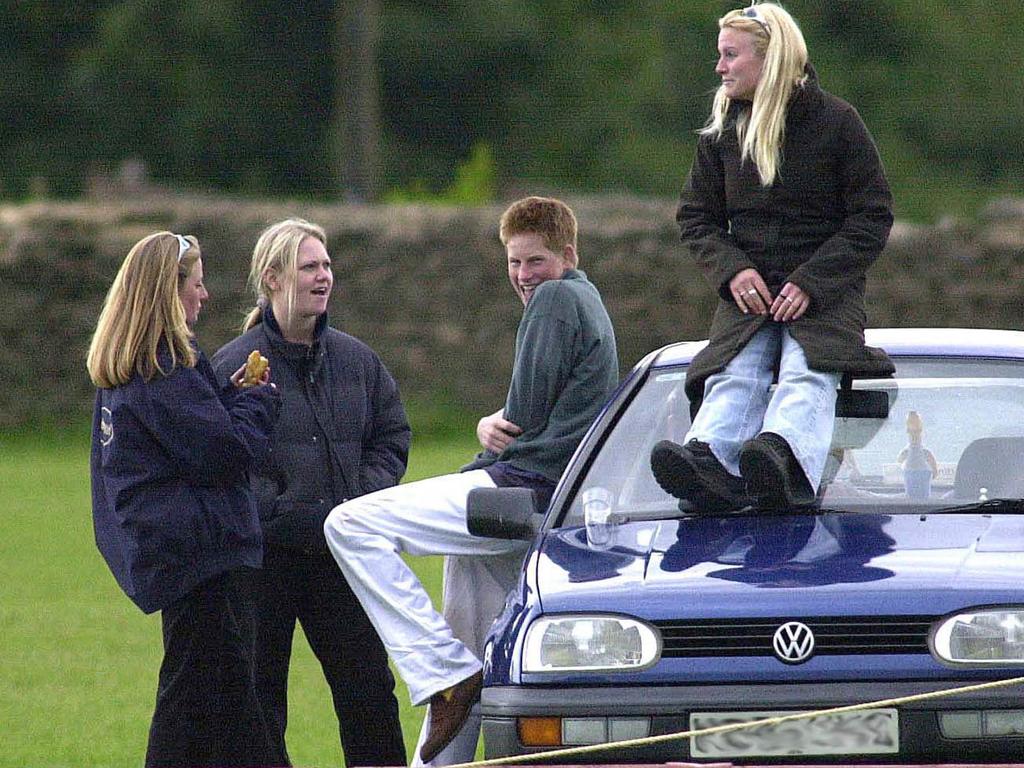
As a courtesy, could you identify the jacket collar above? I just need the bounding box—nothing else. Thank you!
[725,62,822,124]
[561,268,583,282]
[787,63,823,123]
[263,305,328,368]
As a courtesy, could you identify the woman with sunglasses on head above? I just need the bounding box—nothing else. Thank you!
[651,3,895,510]
[88,232,284,767]
[212,219,410,767]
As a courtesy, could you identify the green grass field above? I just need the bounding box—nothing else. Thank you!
[0,425,481,768]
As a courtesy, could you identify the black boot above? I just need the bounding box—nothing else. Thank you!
[651,439,747,512]
[739,432,816,509]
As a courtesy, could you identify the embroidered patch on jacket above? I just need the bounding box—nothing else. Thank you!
[100,407,114,447]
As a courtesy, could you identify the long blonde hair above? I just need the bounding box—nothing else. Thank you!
[702,3,808,187]
[242,218,327,332]
[87,232,200,388]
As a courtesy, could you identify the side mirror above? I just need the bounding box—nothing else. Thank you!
[467,487,541,541]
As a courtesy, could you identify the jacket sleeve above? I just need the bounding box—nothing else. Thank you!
[503,284,579,436]
[358,357,411,494]
[135,361,280,487]
[210,340,279,479]
[787,105,894,306]
[210,343,239,386]
[676,133,757,301]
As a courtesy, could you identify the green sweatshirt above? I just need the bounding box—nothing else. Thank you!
[463,268,619,482]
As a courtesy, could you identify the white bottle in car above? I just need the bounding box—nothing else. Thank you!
[899,411,936,499]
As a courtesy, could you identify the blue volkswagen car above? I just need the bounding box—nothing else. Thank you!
[470,328,1024,764]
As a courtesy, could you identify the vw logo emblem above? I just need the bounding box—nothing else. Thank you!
[773,621,815,664]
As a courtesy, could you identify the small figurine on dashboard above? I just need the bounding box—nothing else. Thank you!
[898,410,938,499]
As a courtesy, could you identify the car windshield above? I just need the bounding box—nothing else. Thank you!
[560,357,1024,527]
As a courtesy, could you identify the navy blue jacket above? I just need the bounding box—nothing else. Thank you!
[212,309,409,552]
[90,345,281,613]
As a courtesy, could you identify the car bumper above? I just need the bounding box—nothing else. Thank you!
[481,680,1024,762]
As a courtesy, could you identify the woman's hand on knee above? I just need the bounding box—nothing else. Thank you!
[729,269,771,315]
[771,282,810,322]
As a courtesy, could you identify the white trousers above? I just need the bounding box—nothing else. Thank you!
[323,469,529,759]
[411,551,525,765]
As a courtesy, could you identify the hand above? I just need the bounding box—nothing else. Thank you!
[230,363,271,388]
[770,282,810,322]
[477,410,523,454]
[729,268,772,315]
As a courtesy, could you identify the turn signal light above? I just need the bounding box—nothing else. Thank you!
[517,716,652,747]
[518,717,562,746]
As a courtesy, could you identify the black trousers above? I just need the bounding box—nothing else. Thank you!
[251,544,406,767]
[146,569,286,768]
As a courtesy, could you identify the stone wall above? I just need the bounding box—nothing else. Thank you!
[1,195,1022,429]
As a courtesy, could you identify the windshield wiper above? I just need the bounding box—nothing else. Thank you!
[926,498,1024,514]
[680,500,815,518]
[617,498,1021,521]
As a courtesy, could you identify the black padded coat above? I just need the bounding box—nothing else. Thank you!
[212,309,409,552]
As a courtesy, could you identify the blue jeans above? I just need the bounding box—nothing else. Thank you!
[686,323,840,491]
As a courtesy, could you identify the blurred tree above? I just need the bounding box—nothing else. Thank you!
[71,0,336,195]
[1,0,1021,220]
[0,0,114,197]
[72,0,256,190]
[331,0,381,201]
[376,0,706,196]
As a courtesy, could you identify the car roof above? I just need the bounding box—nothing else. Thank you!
[651,328,1024,367]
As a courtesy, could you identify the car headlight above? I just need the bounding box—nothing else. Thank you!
[522,614,661,673]
[932,608,1024,665]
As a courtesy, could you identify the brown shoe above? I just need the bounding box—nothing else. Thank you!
[419,670,483,763]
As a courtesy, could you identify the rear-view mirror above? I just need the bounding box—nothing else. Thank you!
[836,388,890,419]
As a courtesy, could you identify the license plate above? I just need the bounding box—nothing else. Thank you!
[689,708,899,758]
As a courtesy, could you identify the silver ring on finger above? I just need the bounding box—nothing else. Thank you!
[747,288,757,295]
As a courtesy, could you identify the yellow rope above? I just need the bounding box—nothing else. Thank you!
[447,674,1024,768]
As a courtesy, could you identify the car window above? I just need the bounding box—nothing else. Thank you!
[560,357,1024,528]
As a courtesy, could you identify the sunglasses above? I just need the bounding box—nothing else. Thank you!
[173,234,192,262]
[740,5,771,37]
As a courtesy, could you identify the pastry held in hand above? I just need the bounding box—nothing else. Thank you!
[242,350,269,387]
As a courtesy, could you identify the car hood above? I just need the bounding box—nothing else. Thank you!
[534,512,1024,618]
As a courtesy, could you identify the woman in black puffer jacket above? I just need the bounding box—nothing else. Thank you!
[213,218,410,767]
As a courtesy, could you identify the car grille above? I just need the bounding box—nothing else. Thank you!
[654,616,936,657]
